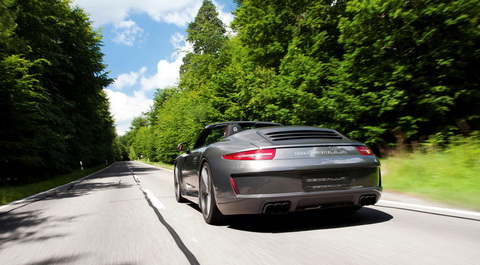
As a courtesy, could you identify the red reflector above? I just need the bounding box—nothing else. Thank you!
[355,146,374,156]
[222,149,277,160]
[230,177,238,195]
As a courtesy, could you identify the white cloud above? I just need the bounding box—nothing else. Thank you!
[113,20,144,46]
[73,0,236,135]
[170,32,186,51]
[112,67,147,90]
[213,1,235,29]
[106,34,190,135]
[72,0,200,27]
[106,55,179,135]
[140,58,182,92]
[72,0,234,28]
[146,1,202,27]
[170,32,194,57]
[105,89,153,135]
[139,33,190,92]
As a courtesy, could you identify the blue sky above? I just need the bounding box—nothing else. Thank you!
[71,0,236,135]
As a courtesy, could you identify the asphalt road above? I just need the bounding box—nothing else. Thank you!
[1,161,479,265]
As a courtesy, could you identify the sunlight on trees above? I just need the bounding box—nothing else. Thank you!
[122,0,480,163]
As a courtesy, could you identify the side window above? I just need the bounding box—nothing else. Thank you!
[204,126,226,147]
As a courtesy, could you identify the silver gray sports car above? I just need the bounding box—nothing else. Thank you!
[174,121,382,224]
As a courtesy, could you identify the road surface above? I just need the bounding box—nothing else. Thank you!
[1,161,479,264]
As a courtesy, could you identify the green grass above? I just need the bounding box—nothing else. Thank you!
[381,135,480,211]
[139,159,174,170]
[0,164,108,205]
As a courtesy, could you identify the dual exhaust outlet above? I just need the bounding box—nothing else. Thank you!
[263,195,376,214]
[263,202,291,214]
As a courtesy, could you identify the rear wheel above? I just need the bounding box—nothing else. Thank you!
[199,162,224,224]
[174,165,186,203]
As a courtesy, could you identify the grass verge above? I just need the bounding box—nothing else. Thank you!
[381,135,480,211]
[0,164,108,205]
[139,159,174,170]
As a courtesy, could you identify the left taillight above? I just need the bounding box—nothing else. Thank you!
[355,146,374,156]
[222,149,277,160]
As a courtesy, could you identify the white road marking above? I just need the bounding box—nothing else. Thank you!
[379,200,480,218]
[133,174,140,183]
[143,189,166,209]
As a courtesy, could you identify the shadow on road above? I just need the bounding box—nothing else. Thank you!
[0,209,84,249]
[0,161,155,261]
[49,180,135,200]
[24,254,86,265]
[185,202,393,233]
[41,162,146,201]
[126,162,161,176]
[44,161,160,202]
[226,208,393,233]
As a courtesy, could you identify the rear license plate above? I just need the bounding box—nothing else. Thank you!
[302,173,349,191]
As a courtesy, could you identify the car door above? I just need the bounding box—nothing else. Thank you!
[182,125,226,196]
[182,146,205,196]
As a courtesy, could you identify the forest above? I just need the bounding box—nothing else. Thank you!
[122,0,480,164]
[1,0,117,185]
[2,0,479,185]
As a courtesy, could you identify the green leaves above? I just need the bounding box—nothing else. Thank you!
[1,0,115,184]
[337,0,480,143]
[126,0,479,161]
[187,0,227,55]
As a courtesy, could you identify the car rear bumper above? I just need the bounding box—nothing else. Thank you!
[216,187,383,215]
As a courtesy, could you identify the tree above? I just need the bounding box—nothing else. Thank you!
[127,0,480,160]
[335,0,480,145]
[181,0,228,93]
[232,0,302,69]
[1,0,115,184]
[0,0,52,181]
[186,0,227,55]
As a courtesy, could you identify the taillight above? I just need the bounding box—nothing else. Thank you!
[222,149,277,160]
[355,146,374,156]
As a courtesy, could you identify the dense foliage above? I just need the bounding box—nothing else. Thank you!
[125,0,480,163]
[0,0,116,185]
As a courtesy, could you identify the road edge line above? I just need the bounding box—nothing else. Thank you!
[378,200,480,218]
[0,163,116,215]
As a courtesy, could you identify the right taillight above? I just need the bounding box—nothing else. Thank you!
[355,146,374,156]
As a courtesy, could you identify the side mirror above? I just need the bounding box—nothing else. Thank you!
[177,142,190,153]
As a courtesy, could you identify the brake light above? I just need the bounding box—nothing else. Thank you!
[222,149,277,160]
[355,146,374,156]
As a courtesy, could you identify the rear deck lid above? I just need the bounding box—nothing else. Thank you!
[257,126,351,145]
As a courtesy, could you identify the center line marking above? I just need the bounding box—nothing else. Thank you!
[143,189,166,209]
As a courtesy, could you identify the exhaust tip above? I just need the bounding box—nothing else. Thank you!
[264,204,274,214]
[263,202,291,214]
[360,195,377,206]
[281,202,290,213]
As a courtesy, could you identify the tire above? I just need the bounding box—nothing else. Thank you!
[199,162,224,224]
[174,165,187,203]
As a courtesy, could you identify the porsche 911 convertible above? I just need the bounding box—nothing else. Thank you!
[174,121,382,224]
